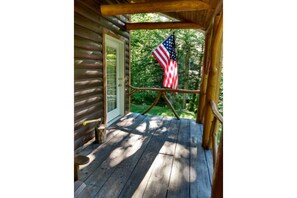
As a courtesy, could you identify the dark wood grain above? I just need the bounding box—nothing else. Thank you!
[74,181,90,198]
[74,0,130,149]
[75,36,102,51]
[142,154,173,198]
[141,118,175,198]
[85,115,155,197]
[74,80,102,92]
[74,13,103,35]
[167,118,190,198]
[74,86,103,98]
[74,111,101,130]
[190,120,212,198]
[75,0,129,39]
[118,117,172,198]
[75,113,138,154]
[201,124,214,184]
[74,48,103,60]
[78,114,147,183]
[75,59,102,69]
[75,115,212,197]
[74,24,102,43]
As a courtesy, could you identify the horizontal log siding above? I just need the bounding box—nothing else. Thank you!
[74,0,130,149]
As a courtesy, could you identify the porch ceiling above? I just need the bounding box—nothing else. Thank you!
[102,0,222,31]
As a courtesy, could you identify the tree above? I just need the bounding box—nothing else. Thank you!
[130,14,205,112]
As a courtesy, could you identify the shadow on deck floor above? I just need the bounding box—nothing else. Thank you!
[75,112,213,198]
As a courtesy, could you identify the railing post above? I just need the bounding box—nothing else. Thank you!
[197,22,213,124]
[202,14,223,149]
[211,132,223,198]
[209,100,223,198]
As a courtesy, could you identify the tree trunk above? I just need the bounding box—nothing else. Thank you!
[183,47,190,109]
[197,28,213,123]
[190,43,204,112]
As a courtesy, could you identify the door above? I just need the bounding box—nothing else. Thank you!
[105,34,124,124]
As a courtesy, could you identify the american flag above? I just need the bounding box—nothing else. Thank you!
[152,34,178,89]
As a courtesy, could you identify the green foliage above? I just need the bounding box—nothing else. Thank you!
[130,13,224,145]
[131,104,196,120]
[130,13,205,112]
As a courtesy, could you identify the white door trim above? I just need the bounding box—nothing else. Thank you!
[104,34,125,125]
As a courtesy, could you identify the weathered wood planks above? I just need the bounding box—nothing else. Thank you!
[167,119,191,198]
[85,115,161,197]
[77,113,146,182]
[119,117,173,198]
[94,116,165,197]
[76,115,213,198]
[190,121,212,198]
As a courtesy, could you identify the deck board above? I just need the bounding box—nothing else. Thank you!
[167,119,191,198]
[190,120,212,198]
[76,113,147,182]
[76,113,213,198]
[142,154,173,198]
[118,117,171,198]
[94,115,165,197]
[200,124,214,185]
[84,115,151,197]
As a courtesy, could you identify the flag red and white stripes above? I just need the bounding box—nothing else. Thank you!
[152,34,178,89]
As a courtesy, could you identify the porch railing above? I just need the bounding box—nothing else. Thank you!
[210,100,223,198]
[129,85,200,120]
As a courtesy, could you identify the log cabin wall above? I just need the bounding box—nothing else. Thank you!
[74,0,130,150]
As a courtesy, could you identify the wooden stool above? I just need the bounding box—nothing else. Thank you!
[82,118,106,143]
[74,155,89,181]
[95,124,106,143]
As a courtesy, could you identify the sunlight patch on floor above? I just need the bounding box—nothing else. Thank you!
[108,134,145,167]
[175,143,190,158]
[117,118,133,127]
[189,166,197,182]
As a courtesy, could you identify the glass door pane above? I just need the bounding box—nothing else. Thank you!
[106,46,117,112]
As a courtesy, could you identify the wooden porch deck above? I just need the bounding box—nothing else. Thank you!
[75,113,213,198]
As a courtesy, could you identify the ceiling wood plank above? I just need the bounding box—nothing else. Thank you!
[101,1,210,16]
[125,22,204,30]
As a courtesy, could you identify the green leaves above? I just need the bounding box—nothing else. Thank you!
[130,14,205,112]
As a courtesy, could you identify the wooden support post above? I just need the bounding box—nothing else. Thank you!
[212,17,223,137]
[202,15,223,149]
[211,132,223,198]
[100,1,210,16]
[141,91,180,120]
[129,89,139,96]
[213,15,222,36]
[211,117,218,167]
[197,23,213,123]
[162,92,180,120]
[142,92,162,115]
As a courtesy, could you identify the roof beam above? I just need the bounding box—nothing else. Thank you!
[100,1,210,16]
[125,22,204,30]
[206,0,223,33]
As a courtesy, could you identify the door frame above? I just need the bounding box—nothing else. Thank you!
[103,30,125,126]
